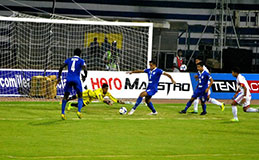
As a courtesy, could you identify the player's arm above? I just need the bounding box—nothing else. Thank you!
[205,77,213,93]
[96,93,111,106]
[240,84,248,103]
[107,92,125,104]
[163,72,176,84]
[194,73,199,81]
[57,63,67,84]
[127,70,144,74]
[81,65,88,82]
[232,88,241,100]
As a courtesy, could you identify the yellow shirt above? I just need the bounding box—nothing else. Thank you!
[81,88,118,105]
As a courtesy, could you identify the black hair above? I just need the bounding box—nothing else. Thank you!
[74,48,81,56]
[102,83,109,88]
[177,49,183,53]
[196,62,204,67]
[94,37,97,41]
[149,60,157,65]
[232,66,240,73]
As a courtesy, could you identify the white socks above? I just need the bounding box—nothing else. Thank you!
[193,99,199,112]
[232,106,238,120]
[208,98,222,106]
[246,108,259,112]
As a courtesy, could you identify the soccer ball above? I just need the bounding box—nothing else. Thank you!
[180,64,187,71]
[119,107,127,115]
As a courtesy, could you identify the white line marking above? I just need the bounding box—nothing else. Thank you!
[3,153,259,159]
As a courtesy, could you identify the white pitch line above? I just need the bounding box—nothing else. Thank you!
[3,153,259,159]
[0,117,165,121]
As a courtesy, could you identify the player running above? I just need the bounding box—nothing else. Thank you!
[231,67,259,122]
[66,83,124,110]
[127,60,176,115]
[180,62,213,115]
[191,57,225,114]
[57,48,87,120]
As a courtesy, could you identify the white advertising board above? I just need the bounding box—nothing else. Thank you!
[84,71,193,99]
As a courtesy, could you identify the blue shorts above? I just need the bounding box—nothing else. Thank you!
[146,88,157,97]
[192,89,208,103]
[64,78,82,93]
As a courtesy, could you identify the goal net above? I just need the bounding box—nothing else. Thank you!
[0,14,153,99]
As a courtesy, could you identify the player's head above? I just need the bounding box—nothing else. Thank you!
[74,48,81,56]
[196,62,204,72]
[94,37,97,42]
[232,66,240,77]
[177,49,183,56]
[102,83,109,93]
[149,60,157,70]
[195,56,203,64]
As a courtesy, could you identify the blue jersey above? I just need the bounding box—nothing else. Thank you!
[144,68,164,91]
[65,56,85,80]
[197,70,211,91]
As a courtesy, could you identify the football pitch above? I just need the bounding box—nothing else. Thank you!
[0,101,259,160]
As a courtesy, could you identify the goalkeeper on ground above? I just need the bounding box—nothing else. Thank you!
[66,83,124,110]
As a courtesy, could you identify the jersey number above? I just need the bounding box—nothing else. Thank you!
[71,59,78,72]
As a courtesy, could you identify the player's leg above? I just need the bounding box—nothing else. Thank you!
[61,92,70,120]
[200,95,207,115]
[231,100,239,121]
[145,96,157,114]
[180,89,199,114]
[231,95,242,121]
[242,97,259,113]
[192,98,199,113]
[128,91,147,115]
[207,94,225,111]
[61,81,72,119]
[68,102,86,108]
[133,91,147,109]
[179,97,196,114]
[74,80,83,119]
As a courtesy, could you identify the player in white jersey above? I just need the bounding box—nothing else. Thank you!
[191,57,225,113]
[231,67,259,122]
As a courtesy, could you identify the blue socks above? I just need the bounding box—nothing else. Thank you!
[147,102,156,113]
[78,98,83,112]
[61,99,67,114]
[202,104,207,112]
[184,101,193,111]
[133,96,156,113]
[133,96,143,110]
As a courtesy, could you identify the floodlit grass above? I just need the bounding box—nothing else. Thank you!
[0,101,259,160]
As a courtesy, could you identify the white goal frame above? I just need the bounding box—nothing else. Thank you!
[0,16,153,69]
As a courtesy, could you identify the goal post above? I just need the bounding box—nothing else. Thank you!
[0,15,153,98]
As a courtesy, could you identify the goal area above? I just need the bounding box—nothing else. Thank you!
[0,14,153,99]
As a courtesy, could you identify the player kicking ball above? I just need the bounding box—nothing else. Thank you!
[127,60,176,115]
[57,48,87,120]
[231,67,259,122]
[180,62,213,115]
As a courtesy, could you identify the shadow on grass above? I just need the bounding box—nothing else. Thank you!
[27,119,77,126]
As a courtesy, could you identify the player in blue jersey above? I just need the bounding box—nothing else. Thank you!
[127,60,176,115]
[57,48,87,120]
[179,62,213,115]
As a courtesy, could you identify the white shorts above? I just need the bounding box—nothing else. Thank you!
[234,94,251,107]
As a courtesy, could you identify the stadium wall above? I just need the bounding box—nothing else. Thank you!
[1,69,259,99]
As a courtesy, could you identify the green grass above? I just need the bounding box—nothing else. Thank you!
[0,101,259,160]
